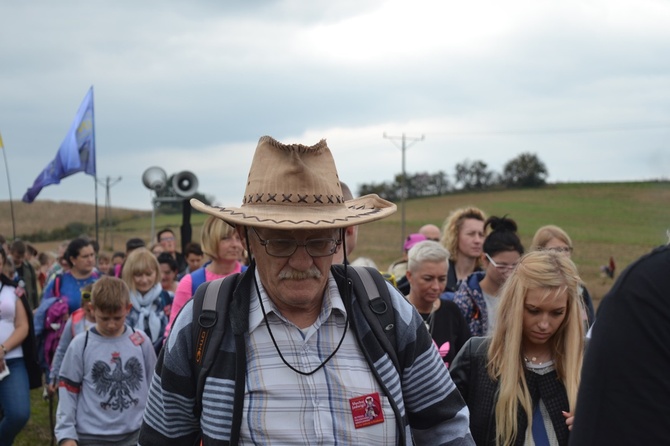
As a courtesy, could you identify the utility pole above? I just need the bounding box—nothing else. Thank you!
[97,176,122,250]
[383,132,424,253]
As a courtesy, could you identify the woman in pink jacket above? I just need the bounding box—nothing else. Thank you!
[165,216,244,338]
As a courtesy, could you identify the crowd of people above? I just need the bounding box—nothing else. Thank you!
[0,135,668,445]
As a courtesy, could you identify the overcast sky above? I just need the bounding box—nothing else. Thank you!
[1,0,669,211]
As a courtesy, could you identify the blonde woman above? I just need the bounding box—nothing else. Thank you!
[165,216,244,338]
[122,248,170,355]
[440,206,487,293]
[450,250,584,446]
[530,225,595,327]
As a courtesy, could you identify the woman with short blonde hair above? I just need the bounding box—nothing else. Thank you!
[165,216,244,338]
[450,250,585,446]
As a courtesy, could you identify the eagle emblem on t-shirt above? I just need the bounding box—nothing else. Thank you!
[91,351,143,411]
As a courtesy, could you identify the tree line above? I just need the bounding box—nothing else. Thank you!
[358,152,548,201]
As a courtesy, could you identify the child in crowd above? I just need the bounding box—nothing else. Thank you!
[97,252,112,276]
[121,248,169,355]
[55,276,156,446]
[47,284,96,396]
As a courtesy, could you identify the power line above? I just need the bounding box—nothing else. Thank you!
[383,132,424,253]
[427,122,670,137]
[96,176,122,249]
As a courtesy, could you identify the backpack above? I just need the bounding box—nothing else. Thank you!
[190,264,398,418]
[42,272,98,370]
[190,262,249,295]
[43,297,69,370]
[69,308,86,337]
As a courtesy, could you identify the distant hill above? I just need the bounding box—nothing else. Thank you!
[0,200,150,240]
[2,181,669,304]
[355,181,670,304]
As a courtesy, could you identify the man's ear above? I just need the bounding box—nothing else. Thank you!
[236,225,247,246]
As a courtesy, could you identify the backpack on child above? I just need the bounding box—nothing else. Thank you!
[43,275,70,370]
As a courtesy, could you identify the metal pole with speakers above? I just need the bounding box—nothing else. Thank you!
[170,171,199,253]
[142,167,168,243]
[142,167,199,249]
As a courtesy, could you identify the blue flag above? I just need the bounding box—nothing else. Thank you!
[22,87,96,203]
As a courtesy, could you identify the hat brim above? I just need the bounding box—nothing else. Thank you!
[191,194,396,230]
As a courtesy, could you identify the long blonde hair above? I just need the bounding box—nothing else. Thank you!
[487,250,584,446]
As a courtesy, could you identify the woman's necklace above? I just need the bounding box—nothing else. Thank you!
[523,353,553,365]
[422,300,439,335]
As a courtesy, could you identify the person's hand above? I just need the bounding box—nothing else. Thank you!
[0,360,5,373]
[59,439,78,446]
[562,411,574,431]
[48,382,58,396]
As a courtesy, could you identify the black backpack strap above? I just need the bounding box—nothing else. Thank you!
[345,266,400,372]
[192,273,241,418]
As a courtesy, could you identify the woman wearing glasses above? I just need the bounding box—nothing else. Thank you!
[530,225,595,327]
[165,216,245,338]
[449,216,524,337]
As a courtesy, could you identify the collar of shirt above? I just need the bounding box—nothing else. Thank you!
[248,269,347,334]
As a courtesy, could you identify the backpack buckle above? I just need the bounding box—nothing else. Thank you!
[369,298,388,315]
[198,310,217,329]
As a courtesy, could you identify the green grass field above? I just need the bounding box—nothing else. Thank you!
[11,180,670,443]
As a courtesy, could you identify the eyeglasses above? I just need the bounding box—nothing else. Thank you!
[485,253,518,271]
[160,236,175,242]
[542,246,573,254]
[252,228,341,258]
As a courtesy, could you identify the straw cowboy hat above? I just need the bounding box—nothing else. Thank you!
[190,136,396,229]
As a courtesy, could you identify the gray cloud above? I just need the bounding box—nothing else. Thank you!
[0,0,668,210]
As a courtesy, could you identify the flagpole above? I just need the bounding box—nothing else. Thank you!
[91,86,99,244]
[0,133,17,239]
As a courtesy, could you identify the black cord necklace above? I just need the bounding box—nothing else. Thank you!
[246,228,349,376]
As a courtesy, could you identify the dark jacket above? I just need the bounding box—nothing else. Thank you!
[450,337,570,446]
[570,245,670,445]
[16,261,39,310]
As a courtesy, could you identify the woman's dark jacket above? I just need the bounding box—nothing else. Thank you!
[449,337,570,446]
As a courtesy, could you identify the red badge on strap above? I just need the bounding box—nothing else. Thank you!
[129,331,145,346]
[350,392,384,429]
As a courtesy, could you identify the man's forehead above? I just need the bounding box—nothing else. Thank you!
[253,227,339,239]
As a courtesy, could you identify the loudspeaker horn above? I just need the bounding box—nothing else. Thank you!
[142,166,168,191]
[172,170,199,198]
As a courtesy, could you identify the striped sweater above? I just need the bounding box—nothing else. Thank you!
[139,265,474,445]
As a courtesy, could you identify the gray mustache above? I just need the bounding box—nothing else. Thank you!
[278,267,322,280]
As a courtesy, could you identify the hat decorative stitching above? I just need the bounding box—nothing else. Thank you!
[190,135,396,229]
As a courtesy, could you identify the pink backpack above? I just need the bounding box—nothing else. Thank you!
[43,275,70,369]
[43,298,69,369]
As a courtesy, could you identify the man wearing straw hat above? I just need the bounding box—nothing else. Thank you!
[139,136,474,445]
